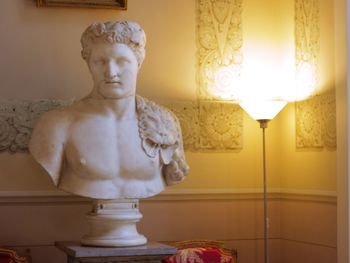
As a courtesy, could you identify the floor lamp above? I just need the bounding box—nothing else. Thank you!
[239,100,287,263]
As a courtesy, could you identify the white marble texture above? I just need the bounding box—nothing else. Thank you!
[29,21,189,200]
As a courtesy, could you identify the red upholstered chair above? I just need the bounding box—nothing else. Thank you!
[0,248,30,263]
[162,240,238,263]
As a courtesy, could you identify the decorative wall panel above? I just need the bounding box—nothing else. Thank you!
[199,101,242,149]
[197,0,243,100]
[295,90,336,149]
[165,101,243,151]
[321,92,336,148]
[0,100,243,154]
[295,0,320,98]
[165,101,200,151]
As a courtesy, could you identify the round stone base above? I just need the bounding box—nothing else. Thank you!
[81,199,147,247]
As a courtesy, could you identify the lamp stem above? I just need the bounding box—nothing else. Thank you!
[258,119,269,263]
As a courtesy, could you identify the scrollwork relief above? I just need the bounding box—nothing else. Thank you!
[199,101,242,150]
[197,0,243,100]
[164,101,200,151]
[295,0,319,98]
[321,91,336,148]
[165,100,243,151]
[0,100,243,154]
[295,90,336,149]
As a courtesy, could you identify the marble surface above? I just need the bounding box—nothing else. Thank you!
[29,21,188,200]
[55,241,177,258]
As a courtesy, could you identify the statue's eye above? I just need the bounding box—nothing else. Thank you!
[95,59,105,66]
[117,58,130,66]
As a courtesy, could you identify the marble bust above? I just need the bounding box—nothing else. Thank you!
[29,21,189,200]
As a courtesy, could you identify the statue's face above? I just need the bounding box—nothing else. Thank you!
[88,42,139,99]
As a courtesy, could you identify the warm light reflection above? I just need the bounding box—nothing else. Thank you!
[239,99,287,121]
[211,65,242,100]
[211,47,317,103]
[295,61,317,101]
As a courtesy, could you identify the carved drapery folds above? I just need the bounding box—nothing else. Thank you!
[197,0,243,100]
[295,0,320,99]
[295,90,336,149]
[0,100,71,153]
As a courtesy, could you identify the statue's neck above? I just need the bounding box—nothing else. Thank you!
[85,92,137,120]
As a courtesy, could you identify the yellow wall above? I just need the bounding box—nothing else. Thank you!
[1,0,196,100]
[276,104,337,192]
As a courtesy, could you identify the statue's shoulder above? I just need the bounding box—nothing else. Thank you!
[136,95,179,127]
[38,99,92,125]
[36,105,72,128]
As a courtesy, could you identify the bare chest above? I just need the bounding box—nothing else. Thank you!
[64,116,159,179]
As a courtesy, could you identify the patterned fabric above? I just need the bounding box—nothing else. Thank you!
[163,246,234,263]
[0,248,29,263]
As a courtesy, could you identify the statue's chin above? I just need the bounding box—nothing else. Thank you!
[97,83,135,100]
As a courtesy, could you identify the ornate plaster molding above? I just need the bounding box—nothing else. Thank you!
[295,90,336,149]
[0,100,243,154]
[295,0,320,96]
[196,0,243,100]
[165,100,243,151]
[165,101,200,151]
[0,100,71,153]
[198,101,242,149]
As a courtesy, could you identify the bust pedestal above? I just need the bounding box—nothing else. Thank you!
[55,241,177,263]
[81,199,147,247]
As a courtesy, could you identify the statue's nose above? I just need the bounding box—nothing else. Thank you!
[105,61,119,79]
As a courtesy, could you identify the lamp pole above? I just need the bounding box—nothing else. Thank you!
[258,119,269,263]
[239,99,287,263]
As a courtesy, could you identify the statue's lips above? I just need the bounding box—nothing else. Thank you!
[104,81,121,85]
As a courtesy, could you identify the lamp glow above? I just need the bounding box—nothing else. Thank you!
[210,65,242,100]
[239,100,287,121]
[295,61,317,101]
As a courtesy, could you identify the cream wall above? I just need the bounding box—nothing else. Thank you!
[1,0,196,101]
[0,0,338,263]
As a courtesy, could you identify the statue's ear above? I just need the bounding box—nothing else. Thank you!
[160,144,178,165]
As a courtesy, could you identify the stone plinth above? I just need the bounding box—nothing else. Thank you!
[55,241,177,263]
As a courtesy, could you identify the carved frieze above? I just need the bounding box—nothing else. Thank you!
[199,101,242,149]
[0,100,71,153]
[197,0,243,100]
[0,100,243,153]
[295,96,323,148]
[295,0,320,98]
[295,90,336,149]
[321,91,336,148]
[165,101,200,151]
[165,100,243,151]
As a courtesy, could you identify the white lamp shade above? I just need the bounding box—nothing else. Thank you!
[239,100,287,121]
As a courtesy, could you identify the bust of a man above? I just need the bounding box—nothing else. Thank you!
[29,21,189,200]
